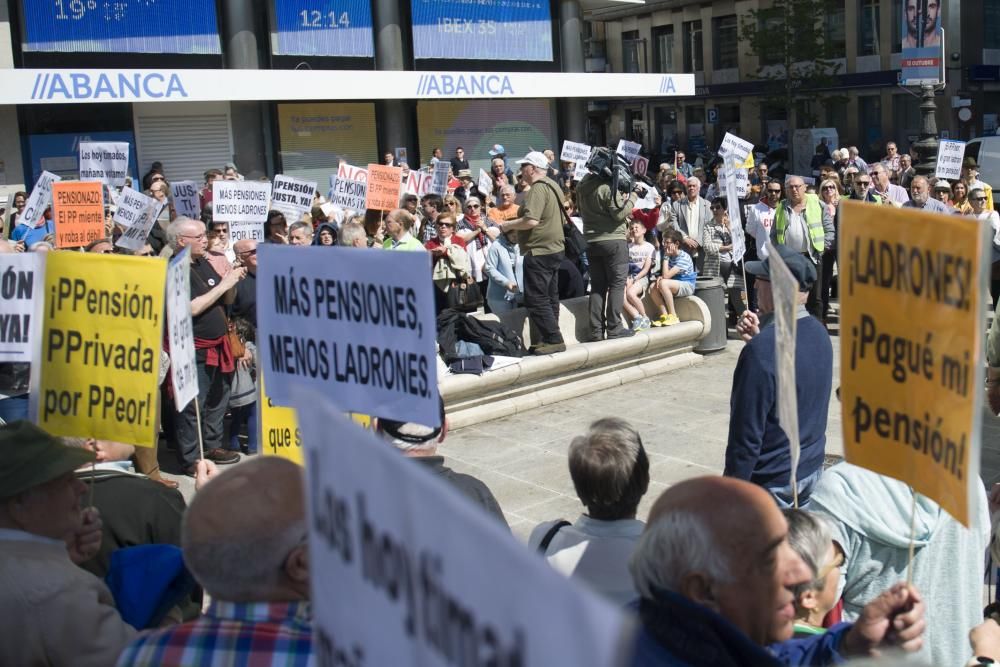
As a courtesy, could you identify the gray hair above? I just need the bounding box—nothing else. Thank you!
[568,418,649,520]
[910,175,929,190]
[183,518,306,600]
[783,509,833,594]
[288,221,313,237]
[629,510,733,599]
[166,216,200,250]
[685,176,701,189]
[338,221,366,247]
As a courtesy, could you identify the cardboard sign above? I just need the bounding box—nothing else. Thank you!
[616,139,642,163]
[719,132,754,164]
[296,390,629,667]
[257,245,439,426]
[171,180,201,219]
[0,253,42,362]
[768,243,800,497]
[561,140,592,163]
[406,170,433,197]
[366,164,403,211]
[632,156,649,177]
[331,176,368,212]
[935,139,966,180]
[573,162,590,181]
[839,201,985,526]
[20,170,62,229]
[114,188,164,252]
[29,252,166,447]
[79,141,129,187]
[430,160,450,196]
[166,248,199,412]
[259,370,303,465]
[338,162,368,182]
[272,175,316,223]
[478,169,493,197]
[51,181,105,249]
[723,162,746,264]
[213,180,273,243]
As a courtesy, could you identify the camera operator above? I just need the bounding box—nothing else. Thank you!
[576,149,639,341]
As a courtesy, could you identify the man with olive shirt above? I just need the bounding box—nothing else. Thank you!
[498,151,567,355]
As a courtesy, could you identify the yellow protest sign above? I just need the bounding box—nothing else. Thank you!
[31,252,166,447]
[740,153,754,169]
[259,371,303,465]
[839,201,985,526]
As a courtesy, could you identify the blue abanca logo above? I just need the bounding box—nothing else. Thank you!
[30,72,189,101]
[659,76,677,94]
[416,74,515,97]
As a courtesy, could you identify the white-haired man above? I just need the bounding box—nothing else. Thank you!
[658,176,712,273]
[166,217,247,475]
[117,457,312,666]
[627,476,926,666]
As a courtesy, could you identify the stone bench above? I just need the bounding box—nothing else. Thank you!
[439,294,712,429]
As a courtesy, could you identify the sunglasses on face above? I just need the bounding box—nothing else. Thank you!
[856,181,871,186]
[436,222,454,227]
[767,189,782,194]
[238,248,257,257]
[822,185,836,190]
[466,204,480,210]
[972,197,987,202]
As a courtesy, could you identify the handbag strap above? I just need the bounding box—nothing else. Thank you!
[538,180,575,227]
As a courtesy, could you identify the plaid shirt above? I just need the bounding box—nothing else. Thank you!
[116,600,313,667]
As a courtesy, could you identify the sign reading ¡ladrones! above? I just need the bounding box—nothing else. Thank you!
[79,141,129,187]
[839,201,985,526]
[30,252,166,448]
[0,253,42,362]
[256,245,439,427]
[166,248,199,412]
[296,390,630,667]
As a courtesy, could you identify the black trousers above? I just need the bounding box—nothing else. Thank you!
[586,239,629,338]
[523,252,565,345]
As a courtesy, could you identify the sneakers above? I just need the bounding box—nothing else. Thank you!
[530,342,567,355]
[662,314,680,326]
[651,314,680,327]
[636,316,652,332]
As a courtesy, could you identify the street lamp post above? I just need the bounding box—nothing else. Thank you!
[911,84,940,177]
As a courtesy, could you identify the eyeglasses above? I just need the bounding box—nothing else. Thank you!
[180,232,206,240]
[972,197,987,202]
[466,204,480,210]
[855,180,871,186]
[446,202,459,207]
[151,176,165,183]
[822,185,837,190]
[237,248,257,257]
[767,189,782,194]
[436,222,455,227]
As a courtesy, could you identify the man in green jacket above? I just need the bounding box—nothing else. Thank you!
[576,166,637,340]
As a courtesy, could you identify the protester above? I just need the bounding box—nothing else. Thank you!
[204,220,232,277]
[288,220,313,246]
[702,197,734,285]
[810,462,989,666]
[953,180,973,214]
[10,205,54,248]
[783,509,843,638]
[483,229,523,314]
[658,176,712,273]
[231,238,258,327]
[818,177,841,325]
[426,212,470,313]
[383,208,425,251]
[932,179,956,211]
[5,189,26,236]
[117,457,313,666]
[420,194,444,242]
[312,222,337,246]
[848,171,881,205]
[167,217,247,474]
[627,476,926,666]
[726,245,832,507]
[199,169,222,210]
[529,418,648,606]
[903,175,951,214]
[962,157,994,211]
[0,421,137,666]
[498,152,567,355]
[226,316,257,456]
[337,220,367,248]
[747,178,781,263]
[649,229,696,327]
[487,184,520,223]
[869,163,910,206]
[449,146,469,176]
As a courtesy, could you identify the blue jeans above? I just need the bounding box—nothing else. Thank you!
[767,467,824,510]
[0,394,29,424]
[228,402,258,454]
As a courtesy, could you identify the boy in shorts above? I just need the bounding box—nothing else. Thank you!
[650,229,697,326]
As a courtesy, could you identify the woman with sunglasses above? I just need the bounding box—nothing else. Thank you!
[702,198,734,285]
[818,179,842,325]
[425,213,470,313]
[971,188,1000,308]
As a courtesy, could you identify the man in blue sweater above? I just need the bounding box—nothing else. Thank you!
[627,477,926,666]
[725,245,832,507]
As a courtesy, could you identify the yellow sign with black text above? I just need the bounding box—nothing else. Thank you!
[839,201,985,526]
[259,371,303,465]
[30,252,166,447]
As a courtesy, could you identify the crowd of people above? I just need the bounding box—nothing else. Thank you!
[2,136,1000,666]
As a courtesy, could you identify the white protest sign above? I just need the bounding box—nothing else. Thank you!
[0,253,42,362]
[478,169,493,197]
[114,189,164,252]
[166,247,199,411]
[935,139,966,180]
[719,132,754,164]
[171,181,201,219]
[272,175,316,223]
[330,175,367,212]
[768,243,801,502]
[406,170,433,197]
[297,391,630,667]
[633,156,649,177]
[257,245,439,426]
[338,162,368,183]
[573,162,590,181]
[430,160,450,196]
[616,139,642,163]
[718,166,749,199]
[79,141,129,187]
[113,186,153,228]
[561,140,592,164]
[213,180,273,244]
[723,163,747,265]
[20,171,61,229]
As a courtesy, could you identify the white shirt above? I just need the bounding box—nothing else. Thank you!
[747,201,777,259]
[782,206,809,253]
[528,515,644,606]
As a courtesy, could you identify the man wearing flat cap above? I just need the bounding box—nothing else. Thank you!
[724,246,833,508]
[0,421,136,665]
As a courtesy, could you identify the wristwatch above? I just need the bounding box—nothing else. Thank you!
[976,657,997,665]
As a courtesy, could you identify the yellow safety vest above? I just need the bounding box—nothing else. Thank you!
[774,194,825,253]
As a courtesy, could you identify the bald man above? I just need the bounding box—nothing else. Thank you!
[117,457,312,666]
[627,477,926,666]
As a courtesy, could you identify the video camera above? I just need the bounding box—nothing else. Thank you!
[585,146,651,209]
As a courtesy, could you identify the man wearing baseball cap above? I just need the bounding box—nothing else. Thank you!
[724,245,833,508]
[0,421,136,665]
[498,151,568,354]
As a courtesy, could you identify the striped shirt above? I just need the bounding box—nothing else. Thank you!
[116,600,313,667]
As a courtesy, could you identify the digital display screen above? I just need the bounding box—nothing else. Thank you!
[411,0,553,62]
[20,0,221,54]
[277,102,378,185]
[271,0,374,57]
